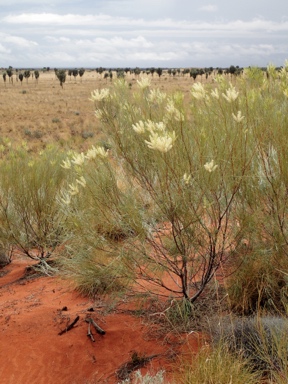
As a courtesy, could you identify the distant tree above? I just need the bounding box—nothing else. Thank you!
[68,69,72,80]
[109,71,113,81]
[56,69,66,88]
[235,66,243,76]
[217,68,223,75]
[183,68,190,76]
[116,69,125,79]
[96,67,105,76]
[134,67,141,77]
[34,70,39,83]
[104,72,109,82]
[18,73,24,85]
[72,69,78,82]
[204,67,212,80]
[24,70,31,83]
[156,67,163,79]
[3,73,6,85]
[150,67,155,77]
[78,68,85,81]
[189,69,198,81]
[198,68,205,81]
[6,67,13,84]
[229,65,237,76]
[172,69,177,77]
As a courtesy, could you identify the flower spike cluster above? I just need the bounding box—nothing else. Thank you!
[145,131,176,153]
[89,88,110,102]
[191,82,209,100]
[137,76,151,89]
[232,111,245,123]
[222,84,239,103]
[204,160,218,173]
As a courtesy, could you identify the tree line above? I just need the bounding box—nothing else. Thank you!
[2,64,283,88]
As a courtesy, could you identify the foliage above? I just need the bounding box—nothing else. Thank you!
[34,70,40,81]
[57,145,134,295]
[211,316,288,379]
[226,249,288,314]
[56,69,66,88]
[156,67,162,77]
[59,61,288,306]
[72,68,78,80]
[0,146,69,269]
[24,70,31,82]
[6,67,13,80]
[0,246,12,268]
[80,78,251,303]
[178,342,260,384]
[78,68,85,78]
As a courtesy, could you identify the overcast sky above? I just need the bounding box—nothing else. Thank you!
[0,0,287,69]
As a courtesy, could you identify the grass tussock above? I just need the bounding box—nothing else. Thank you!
[211,316,288,380]
[226,251,288,315]
[178,342,260,384]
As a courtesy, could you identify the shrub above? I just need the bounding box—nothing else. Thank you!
[60,61,288,308]
[81,131,94,139]
[0,146,69,272]
[211,316,288,377]
[226,250,288,314]
[0,246,12,268]
[178,342,259,384]
[81,77,255,304]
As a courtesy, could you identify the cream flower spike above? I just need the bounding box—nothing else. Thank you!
[232,111,245,123]
[204,160,218,173]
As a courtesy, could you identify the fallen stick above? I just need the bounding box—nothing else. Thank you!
[58,315,80,335]
[85,317,106,335]
[87,321,95,342]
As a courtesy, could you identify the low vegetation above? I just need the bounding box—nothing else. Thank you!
[1,62,288,382]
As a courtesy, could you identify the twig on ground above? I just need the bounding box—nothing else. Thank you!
[85,317,106,335]
[87,321,95,342]
[116,351,160,381]
[58,315,80,335]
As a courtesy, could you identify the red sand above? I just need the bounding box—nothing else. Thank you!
[0,258,200,383]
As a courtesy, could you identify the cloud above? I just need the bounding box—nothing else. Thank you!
[3,13,288,36]
[0,32,37,47]
[0,43,10,53]
[1,10,288,67]
[199,5,218,12]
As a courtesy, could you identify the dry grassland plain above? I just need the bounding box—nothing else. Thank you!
[0,70,198,152]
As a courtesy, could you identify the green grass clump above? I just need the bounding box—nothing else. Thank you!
[227,251,288,314]
[211,316,288,379]
[59,248,128,297]
[179,343,260,384]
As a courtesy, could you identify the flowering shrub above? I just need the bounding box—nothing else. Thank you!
[61,63,288,307]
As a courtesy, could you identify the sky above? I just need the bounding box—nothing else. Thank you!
[0,0,287,69]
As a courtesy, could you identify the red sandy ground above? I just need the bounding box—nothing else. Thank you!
[0,257,200,384]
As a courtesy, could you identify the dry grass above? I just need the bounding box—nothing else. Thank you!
[0,70,200,152]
